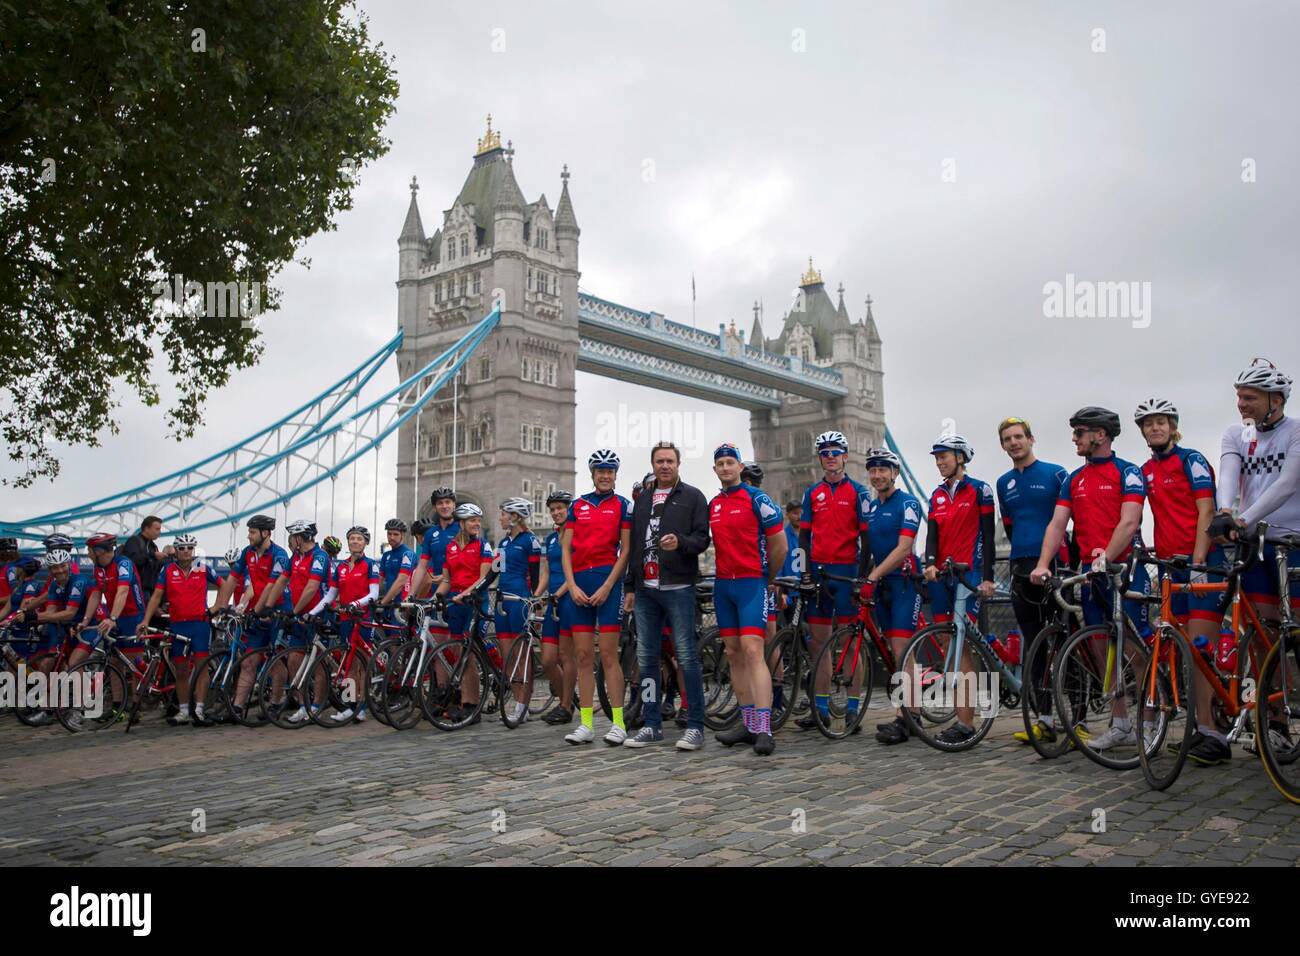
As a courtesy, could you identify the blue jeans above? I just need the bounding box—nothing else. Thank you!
[634,587,705,732]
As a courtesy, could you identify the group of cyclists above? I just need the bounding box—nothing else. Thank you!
[2,357,1298,768]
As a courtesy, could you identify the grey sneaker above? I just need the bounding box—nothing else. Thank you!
[1088,724,1136,751]
[622,726,665,748]
[675,728,704,751]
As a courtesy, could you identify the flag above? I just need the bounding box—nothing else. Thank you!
[691,273,696,301]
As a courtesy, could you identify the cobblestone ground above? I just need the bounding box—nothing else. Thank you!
[1,708,1297,867]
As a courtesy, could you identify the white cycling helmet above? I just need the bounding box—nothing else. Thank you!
[454,503,484,520]
[45,549,72,567]
[224,547,242,563]
[931,434,975,464]
[500,497,533,518]
[587,448,621,471]
[814,430,848,452]
[174,533,199,549]
[864,447,901,470]
[1134,398,1179,424]
[285,518,315,537]
[1234,358,1292,399]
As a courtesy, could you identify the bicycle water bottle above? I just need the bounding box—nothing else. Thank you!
[483,634,504,670]
[1005,628,1022,665]
[1216,630,1237,674]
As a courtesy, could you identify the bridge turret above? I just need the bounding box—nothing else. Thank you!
[397,175,425,338]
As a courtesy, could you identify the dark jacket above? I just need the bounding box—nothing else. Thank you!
[624,480,711,591]
[119,532,164,593]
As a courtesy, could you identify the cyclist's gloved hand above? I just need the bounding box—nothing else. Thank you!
[799,572,813,589]
[858,580,876,603]
[254,606,273,620]
[22,609,38,624]
[1206,512,1239,541]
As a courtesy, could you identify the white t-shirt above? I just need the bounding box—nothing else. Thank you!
[1217,415,1300,538]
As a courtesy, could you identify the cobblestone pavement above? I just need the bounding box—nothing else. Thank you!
[1,709,1297,867]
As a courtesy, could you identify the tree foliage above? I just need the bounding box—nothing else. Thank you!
[0,0,398,485]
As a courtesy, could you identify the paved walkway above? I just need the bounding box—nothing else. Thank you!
[1,710,1296,866]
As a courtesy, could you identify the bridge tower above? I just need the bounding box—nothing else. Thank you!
[747,259,887,508]
[395,117,579,529]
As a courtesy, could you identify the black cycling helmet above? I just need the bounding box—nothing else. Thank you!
[43,533,73,550]
[411,518,431,538]
[384,518,408,534]
[740,461,764,486]
[1069,406,1122,439]
[429,487,457,504]
[0,537,18,552]
[347,525,371,544]
[246,514,276,531]
[16,556,41,575]
[546,490,573,506]
[322,535,342,556]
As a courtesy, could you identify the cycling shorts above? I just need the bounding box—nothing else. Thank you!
[714,577,767,640]
[811,563,857,626]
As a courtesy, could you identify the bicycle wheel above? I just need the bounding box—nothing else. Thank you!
[1256,631,1300,803]
[305,651,352,727]
[500,637,538,729]
[382,640,428,730]
[55,657,130,732]
[364,638,402,727]
[15,652,57,725]
[419,638,489,730]
[811,625,873,740]
[1135,627,1194,790]
[1019,624,1077,760]
[766,626,803,732]
[1053,624,1151,771]
[259,649,310,729]
[526,640,557,715]
[191,654,234,724]
[899,624,999,752]
[124,656,160,733]
[703,633,740,731]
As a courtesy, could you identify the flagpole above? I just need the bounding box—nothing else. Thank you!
[691,272,696,328]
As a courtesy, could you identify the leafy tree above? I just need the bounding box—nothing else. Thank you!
[0,0,398,486]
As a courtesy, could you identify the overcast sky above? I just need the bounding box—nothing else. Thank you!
[7,0,1299,548]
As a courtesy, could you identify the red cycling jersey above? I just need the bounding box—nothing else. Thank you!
[157,561,220,623]
[444,537,494,592]
[710,484,785,579]
[1142,446,1215,559]
[565,492,632,572]
[1058,455,1146,561]
[928,476,996,568]
[799,477,870,565]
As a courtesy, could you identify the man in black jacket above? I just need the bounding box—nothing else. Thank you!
[621,440,711,751]
[119,516,173,601]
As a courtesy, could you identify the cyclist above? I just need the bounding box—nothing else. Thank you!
[43,533,84,576]
[922,434,997,745]
[410,488,460,628]
[1030,407,1149,753]
[0,556,46,666]
[0,537,19,607]
[1136,398,1228,765]
[777,501,801,627]
[140,533,221,726]
[710,443,787,755]
[995,417,1075,746]
[797,431,872,730]
[738,461,790,724]
[24,551,91,723]
[69,533,147,668]
[538,490,577,725]
[330,526,380,723]
[377,518,416,612]
[435,504,494,723]
[490,498,543,723]
[211,515,292,721]
[1211,358,1300,756]
[561,449,633,746]
[860,448,924,745]
[276,519,330,724]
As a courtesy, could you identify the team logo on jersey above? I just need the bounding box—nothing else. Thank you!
[1190,459,1211,480]
[759,502,777,519]
[1007,478,1017,490]
[1125,472,1144,490]
[712,503,722,513]
[904,504,920,524]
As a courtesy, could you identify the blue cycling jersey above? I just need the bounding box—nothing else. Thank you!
[544,530,565,592]
[379,544,416,592]
[495,531,541,596]
[863,487,922,577]
[997,459,1069,561]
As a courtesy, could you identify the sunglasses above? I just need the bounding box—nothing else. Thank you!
[818,449,846,458]
[176,546,195,551]
[1071,427,1097,438]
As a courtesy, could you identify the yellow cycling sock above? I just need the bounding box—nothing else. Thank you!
[612,706,624,730]
[581,706,593,729]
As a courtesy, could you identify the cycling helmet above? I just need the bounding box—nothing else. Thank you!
[43,533,73,550]
[430,487,457,504]
[587,448,620,471]
[16,556,40,575]
[174,533,199,549]
[410,519,430,538]
[814,430,849,452]
[1133,398,1179,424]
[285,518,315,537]
[713,443,742,462]
[384,518,408,534]
[1069,406,1122,438]
[1234,358,1292,399]
[246,514,276,531]
[500,497,532,518]
[86,533,118,552]
[454,503,484,520]
[346,525,370,544]
[931,434,975,464]
[321,536,342,557]
[224,546,243,563]
[0,537,18,552]
[865,447,901,470]
[740,462,764,486]
[45,549,72,567]
[546,490,573,506]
